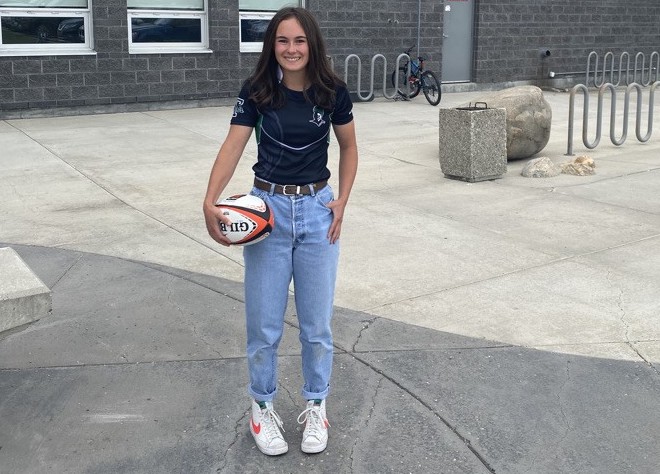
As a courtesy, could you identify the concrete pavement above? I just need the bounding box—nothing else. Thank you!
[1,88,659,473]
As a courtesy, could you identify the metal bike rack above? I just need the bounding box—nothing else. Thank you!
[587,51,659,87]
[343,53,412,101]
[566,81,659,155]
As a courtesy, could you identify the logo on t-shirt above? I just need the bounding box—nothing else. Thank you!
[309,106,326,127]
[233,98,244,118]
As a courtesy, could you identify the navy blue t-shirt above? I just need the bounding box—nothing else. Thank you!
[230,83,353,185]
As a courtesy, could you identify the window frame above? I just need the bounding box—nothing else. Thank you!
[238,1,303,53]
[0,3,94,57]
[127,1,210,55]
[239,11,274,54]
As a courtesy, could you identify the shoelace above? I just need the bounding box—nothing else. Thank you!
[297,405,329,439]
[261,406,285,440]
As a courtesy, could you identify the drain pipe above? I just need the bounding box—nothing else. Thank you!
[416,0,421,57]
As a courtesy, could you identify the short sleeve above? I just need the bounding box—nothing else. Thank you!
[330,86,354,126]
[230,84,259,127]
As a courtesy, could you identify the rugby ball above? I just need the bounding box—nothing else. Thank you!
[215,194,274,246]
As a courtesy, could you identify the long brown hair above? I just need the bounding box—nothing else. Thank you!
[246,7,344,110]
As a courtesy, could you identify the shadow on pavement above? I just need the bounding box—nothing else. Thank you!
[1,243,658,473]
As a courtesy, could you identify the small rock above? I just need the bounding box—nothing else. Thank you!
[521,157,561,178]
[561,155,596,175]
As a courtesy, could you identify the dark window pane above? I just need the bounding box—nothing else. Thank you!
[131,17,201,43]
[240,18,269,43]
[1,16,84,44]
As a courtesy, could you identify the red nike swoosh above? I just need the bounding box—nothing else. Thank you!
[251,418,261,435]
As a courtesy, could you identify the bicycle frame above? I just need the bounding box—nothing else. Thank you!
[392,45,442,106]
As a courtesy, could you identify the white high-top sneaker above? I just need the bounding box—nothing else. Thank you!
[297,399,329,454]
[250,399,288,456]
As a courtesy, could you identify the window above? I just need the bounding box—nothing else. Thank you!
[0,0,94,56]
[127,0,210,54]
[239,1,302,53]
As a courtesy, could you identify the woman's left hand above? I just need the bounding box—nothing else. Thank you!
[326,199,346,244]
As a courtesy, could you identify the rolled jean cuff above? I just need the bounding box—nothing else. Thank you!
[248,385,277,402]
[301,384,330,401]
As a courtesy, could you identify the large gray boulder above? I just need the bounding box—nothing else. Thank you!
[472,86,552,160]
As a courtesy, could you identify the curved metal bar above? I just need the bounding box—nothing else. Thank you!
[569,78,658,154]
[650,52,660,83]
[344,53,413,101]
[372,54,388,99]
[395,53,413,97]
[630,81,658,142]
[634,52,647,86]
[567,84,605,155]
[568,85,591,154]
[587,51,659,87]
[618,52,631,86]
[586,51,598,87]
[344,54,372,101]
[602,51,615,86]
[369,54,398,100]
[587,87,604,149]
[599,83,627,146]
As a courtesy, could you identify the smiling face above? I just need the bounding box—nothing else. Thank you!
[273,17,309,83]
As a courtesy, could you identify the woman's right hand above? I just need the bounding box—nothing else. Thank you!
[203,202,233,247]
[202,124,254,247]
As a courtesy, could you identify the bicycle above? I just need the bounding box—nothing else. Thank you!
[390,45,442,106]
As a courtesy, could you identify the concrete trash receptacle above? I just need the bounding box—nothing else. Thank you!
[439,103,507,182]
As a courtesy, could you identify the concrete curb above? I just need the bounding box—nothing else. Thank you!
[0,247,51,333]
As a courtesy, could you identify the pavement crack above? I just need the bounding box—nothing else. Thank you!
[629,343,659,375]
[524,359,572,473]
[279,382,297,407]
[216,408,248,473]
[349,376,383,472]
[352,317,378,352]
[552,361,572,458]
[607,269,631,341]
[346,351,496,473]
[605,269,657,372]
[50,253,83,290]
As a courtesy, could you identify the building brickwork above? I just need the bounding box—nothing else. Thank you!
[474,0,660,84]
[0,0,657,115]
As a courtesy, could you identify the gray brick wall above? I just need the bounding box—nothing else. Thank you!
[309,0,443,90]
[473,0,660,84]
[1,0,658,114]
[0,0,243,113]
[0,1,446,114]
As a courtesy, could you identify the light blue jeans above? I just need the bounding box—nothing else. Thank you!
[243,182,339,402]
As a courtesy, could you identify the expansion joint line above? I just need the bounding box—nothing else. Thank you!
[14,126,243,268]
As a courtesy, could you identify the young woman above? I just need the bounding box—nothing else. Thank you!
[203,7,358,456]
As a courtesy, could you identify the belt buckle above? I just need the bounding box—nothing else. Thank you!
[281,184,301,195]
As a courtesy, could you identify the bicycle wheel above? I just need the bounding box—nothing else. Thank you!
[391,68,421,99]
[420,71,441,106]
